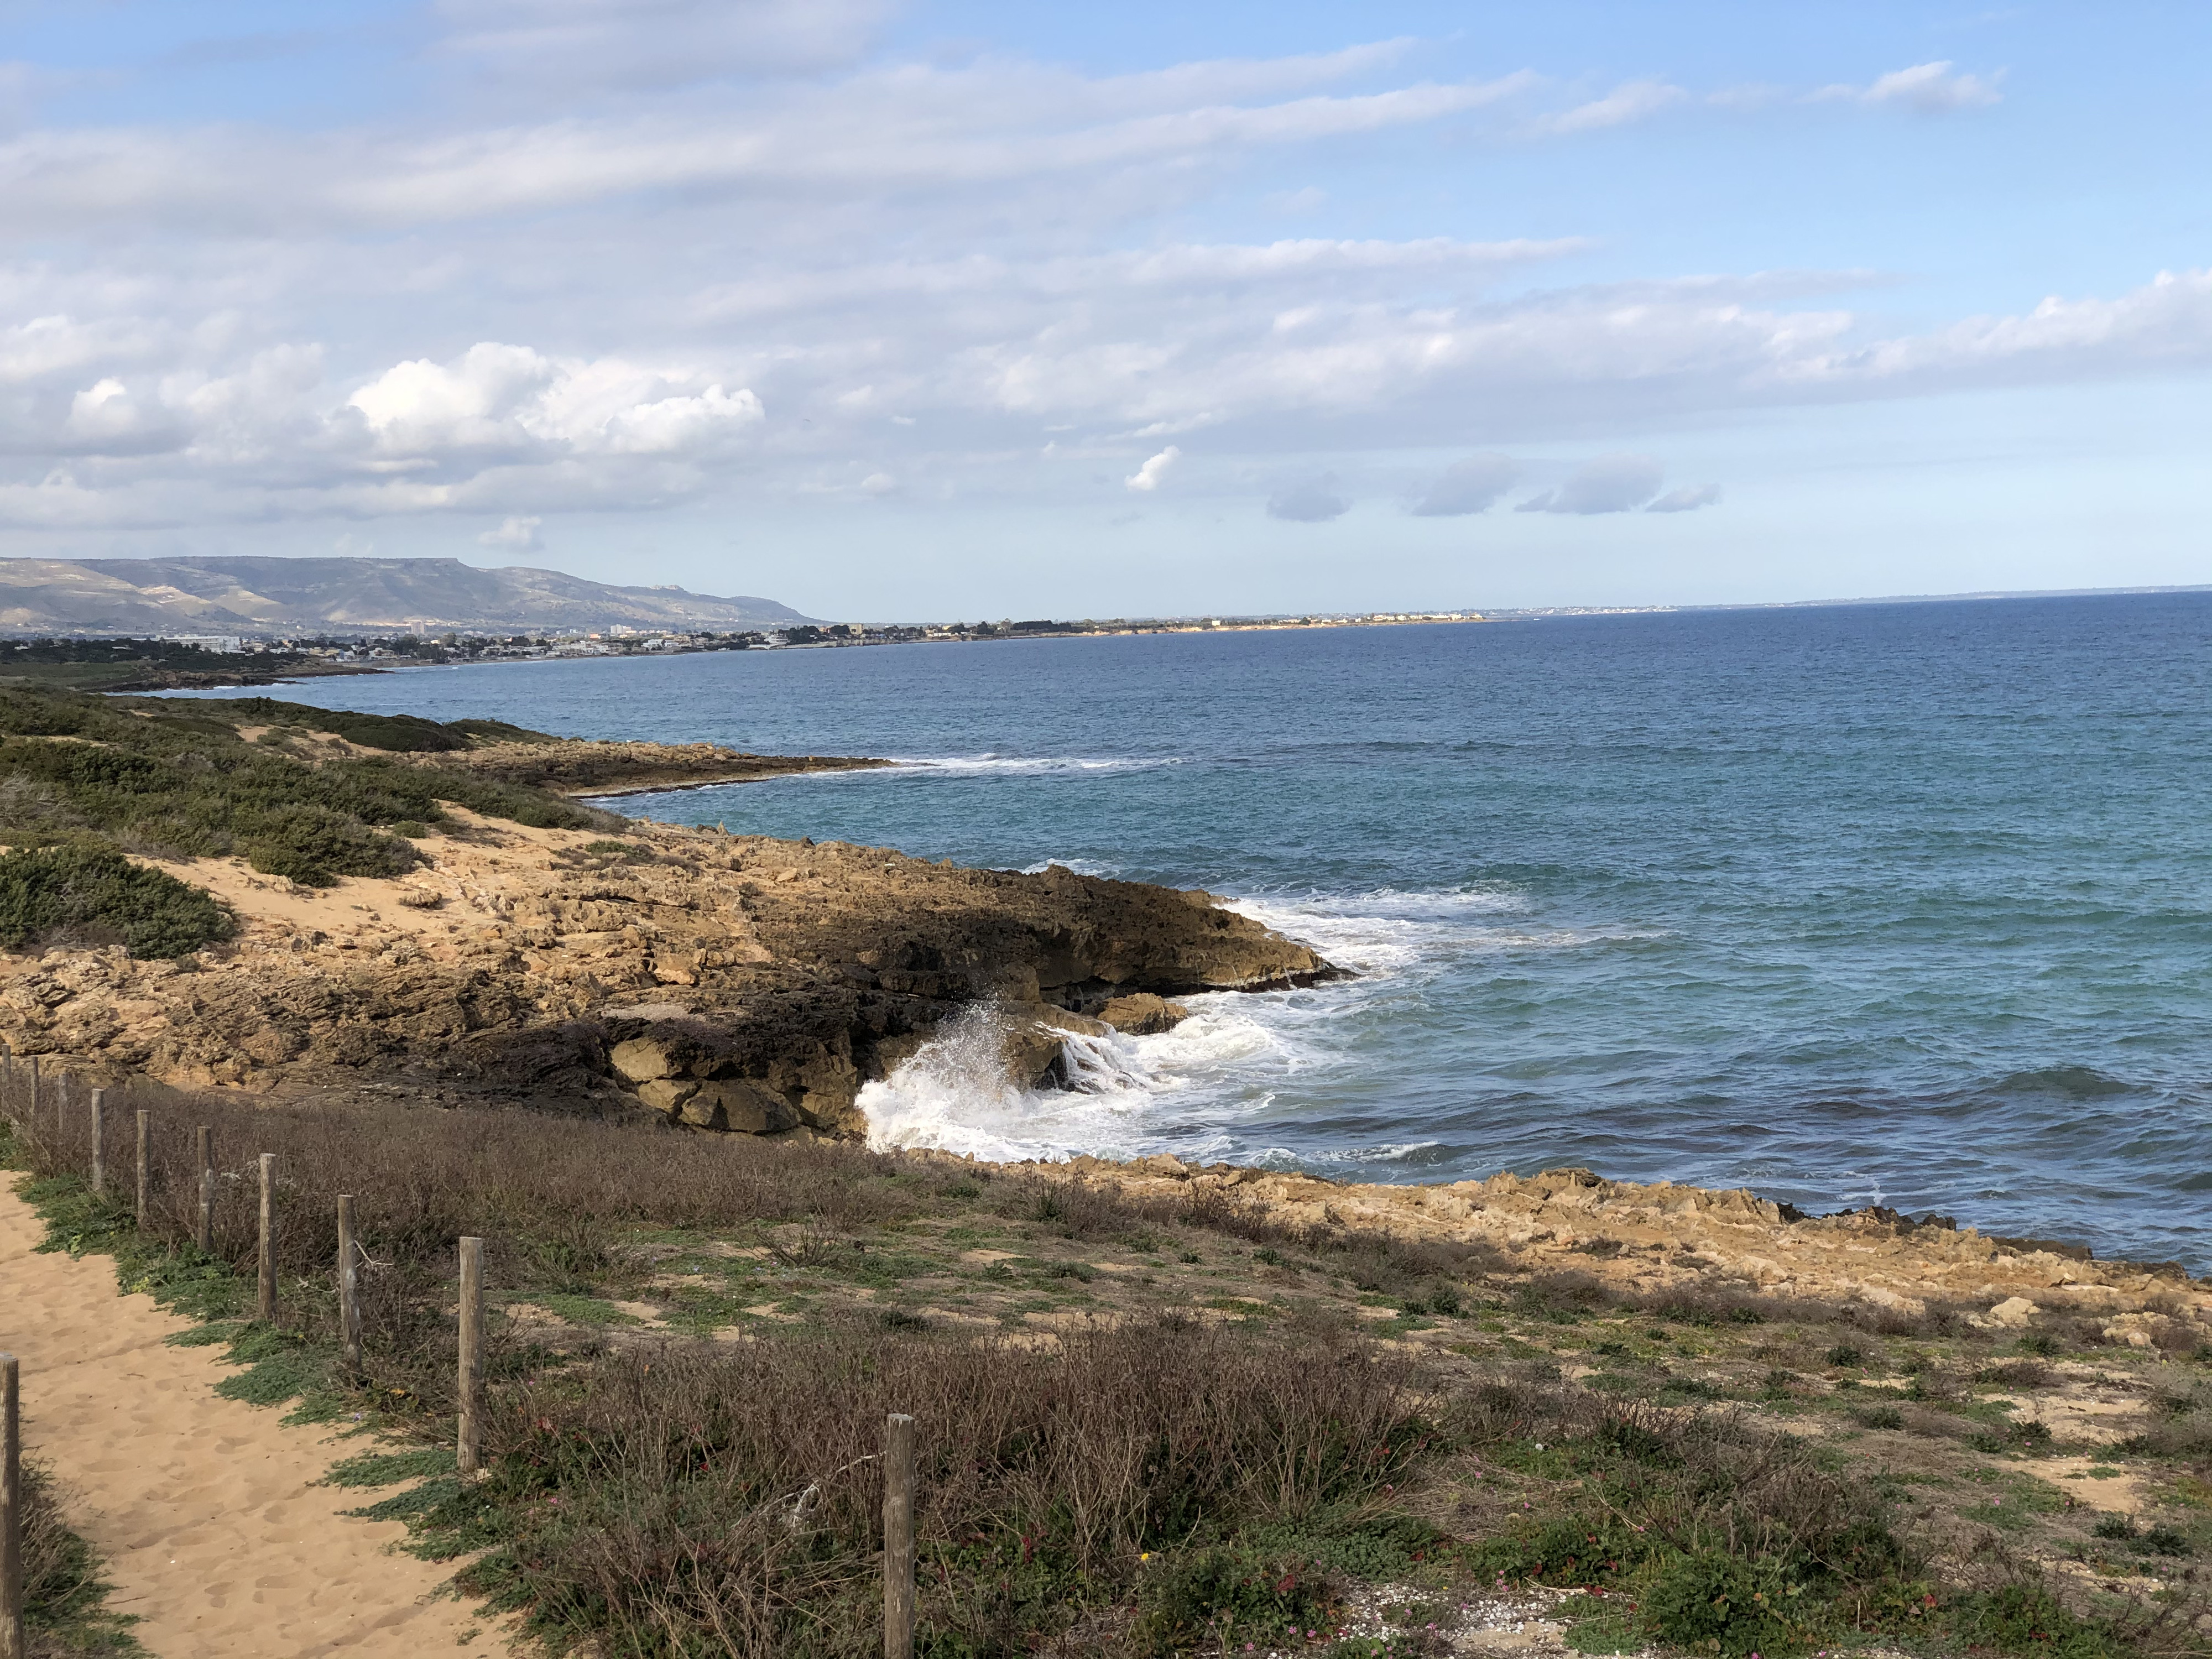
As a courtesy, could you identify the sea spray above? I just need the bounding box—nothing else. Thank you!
[859,1002,1158,1162]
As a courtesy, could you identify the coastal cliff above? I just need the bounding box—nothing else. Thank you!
[0,685,1330,1130]
[0,804,1332,1134]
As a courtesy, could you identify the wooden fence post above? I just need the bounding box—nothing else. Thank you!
[88,1088,106,1197]
[195,1126,214,1254]
[456,1238,484,1475]
[2,1352,23,1659]
[24,1060,36,1151]
[135,1110,150,1230]
[256,1154,276,1323]
[884,1412,916,1659]
[337,1196,361,1376]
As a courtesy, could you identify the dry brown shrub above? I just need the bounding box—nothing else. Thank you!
[484,1314,1429,1655]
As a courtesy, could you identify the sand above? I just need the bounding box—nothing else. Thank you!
[0,1186,490,1658]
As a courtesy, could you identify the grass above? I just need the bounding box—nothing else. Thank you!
[4,1084,2209,1659]
[15,1453,147,1656]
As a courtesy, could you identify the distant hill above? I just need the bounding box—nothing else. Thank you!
[0,556,818,637]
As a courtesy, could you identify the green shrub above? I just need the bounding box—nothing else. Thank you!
[237,804,420,886]
[0,843,233,957]
[195,697,473,753]
[1955,1583,2117,1658]
[0,687,597,870]
[1131,1546,1335,1655]
[1640,1551,1803,1658]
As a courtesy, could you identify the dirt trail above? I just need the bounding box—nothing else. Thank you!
[0,1186,487,1658]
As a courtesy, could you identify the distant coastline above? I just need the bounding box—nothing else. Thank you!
[10,582,2210,698]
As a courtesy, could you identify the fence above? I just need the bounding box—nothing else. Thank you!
[0,1052,922,1650]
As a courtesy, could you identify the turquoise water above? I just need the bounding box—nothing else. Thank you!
[181,593,2212,1266]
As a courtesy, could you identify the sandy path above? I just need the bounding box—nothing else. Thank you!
[0,1186,492,1657]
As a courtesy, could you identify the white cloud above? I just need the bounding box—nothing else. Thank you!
[1531,79,1690,135]
[1818,61,2002,113]
[0,28,2194,552]
[347,343,763,459]
[64,377,166,449]
[1646,483,1722,513]
[1267,472,1349,521]
[1412,453,1519,516]
[0,58,1541,236]
[1516,455,1664,514]
[1125,445,1181,491]
[478,513,542,549]
[434,0,894,91]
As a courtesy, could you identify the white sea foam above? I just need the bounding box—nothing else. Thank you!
[1019,857,1122,878]
[890,753,1183,776]
[860,879,1648,1167]
[859,1003,1156,1162]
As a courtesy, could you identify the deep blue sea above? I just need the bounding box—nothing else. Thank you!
[174,593,2212,1267]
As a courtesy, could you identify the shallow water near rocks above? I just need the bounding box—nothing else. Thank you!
[180,592,2212,1267]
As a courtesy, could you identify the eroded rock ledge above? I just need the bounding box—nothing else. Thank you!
[1030,1155,2212,1336]
[0,802,1332,1135]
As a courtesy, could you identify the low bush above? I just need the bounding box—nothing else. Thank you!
[18,1452,138,1654]
[1641,1550,1804,1658]
[0,842,234,956]
[0,687,605,923]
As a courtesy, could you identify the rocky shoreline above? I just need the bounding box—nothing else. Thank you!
[0,784,1330,1136]
[1032,1154,2211,1339]
[1,727,2200,1337]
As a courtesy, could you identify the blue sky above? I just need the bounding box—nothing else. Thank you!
[0,1,2204,619]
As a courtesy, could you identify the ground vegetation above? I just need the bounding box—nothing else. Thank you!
[5,1078,2206,1659]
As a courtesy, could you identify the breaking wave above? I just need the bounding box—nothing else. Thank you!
[858,879,1645,1167]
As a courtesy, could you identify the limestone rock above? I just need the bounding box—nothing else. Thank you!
[1000,1008,1112,1089]
[1988,1295,2039,1328]
[610,1037,677,1082]
[1097,993,1190,1035]
[680,1079,799,1133]
[636,1077,698,1113]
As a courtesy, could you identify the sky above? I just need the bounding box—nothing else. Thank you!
[0,1,2205,620]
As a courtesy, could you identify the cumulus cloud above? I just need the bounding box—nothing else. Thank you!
[1412,453,1519,516]
[1267,473,1349,521]
[1819,61,2002,113]
[61,377,178,453]
[1646,483,1722,513]
[1125,445,1180,491]
[1516,455,1664,514]
[478,514,542,549]
[347,343,763,460]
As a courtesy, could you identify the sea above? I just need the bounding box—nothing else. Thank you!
[170,592,2212,1269]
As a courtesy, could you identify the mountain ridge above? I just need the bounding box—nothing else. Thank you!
[0,555,817,635]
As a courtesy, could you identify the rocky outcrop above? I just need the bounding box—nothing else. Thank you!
[0,805,1332,1137]
[1033,1156,2212,1331]
[394,739,888,797]
[1098,993,1189,1035]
